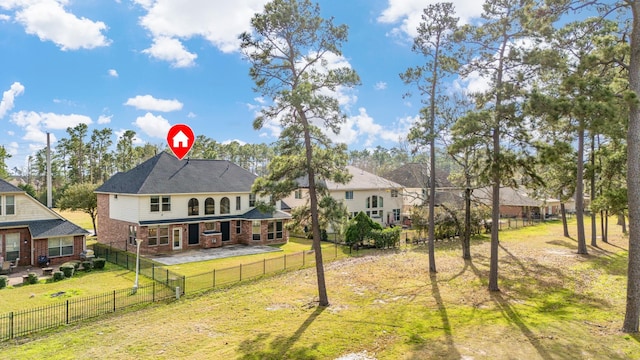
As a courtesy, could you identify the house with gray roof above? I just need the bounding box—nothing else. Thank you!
[95,152,290,255]
[282,166,404,227]
[0,178,88,267]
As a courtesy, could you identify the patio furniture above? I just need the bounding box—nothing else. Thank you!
[38,255,50,267]
[42,267,54,276]
[0,261,10,275]
[10,258,18,272]
[80,249,95,261]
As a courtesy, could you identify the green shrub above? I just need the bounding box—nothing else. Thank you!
[70,260,81,270]
[60,264,75,278]
[52,271,64,282]
[93,258,106,270]
[0,275,8,289]
[27,272,39,285]
[81,261,93,271]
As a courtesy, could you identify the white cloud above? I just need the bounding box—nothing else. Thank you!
[0,14,10,21]
[334,108,417,147]
[125,94,183,112]
[142,36,197,68]
[2,0,111,50]
[187,112,196,118]
[97,114,112,124]
[0,82,25,119]
[136,0,268,65]
[374,82,387,90]
[6,141,18,156]
[10,110,93,143]
[108,69,118,77]
[134,112,172,138]
[378,0,483,39]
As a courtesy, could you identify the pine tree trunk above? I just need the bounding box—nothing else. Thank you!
[623,0,640,334]
[561,202,570,238]
[576,124,588,254]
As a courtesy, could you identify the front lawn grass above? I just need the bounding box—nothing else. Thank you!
[1,217,637,359]
[0,263,150,312]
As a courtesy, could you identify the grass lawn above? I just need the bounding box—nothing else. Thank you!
[0,263,151,312]
[166,237,354,277]
[1,216,637,359]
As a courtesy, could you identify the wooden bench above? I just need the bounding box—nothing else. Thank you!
[42,267,54,276]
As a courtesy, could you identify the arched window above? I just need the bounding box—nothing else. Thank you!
[188,198,199,216]
[205,198,215,215]
[220,197,230,214]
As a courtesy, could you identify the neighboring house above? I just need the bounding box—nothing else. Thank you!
[474,186,545,219]
[95,152,290,255]
[0,179,88,267]
[282,166,404,227]
[383,163,459,224]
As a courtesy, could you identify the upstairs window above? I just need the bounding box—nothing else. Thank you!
[391,189,398,198]
[366,196,383,209]
[345,191,353,200]
[236,196,241,211]
[220,197,230,214]
[294,190,302,199]
[6,195,15,215]
[150,196,171,212]
[188,198,199,216]
[249,193,256,207]
[205,198,215,215]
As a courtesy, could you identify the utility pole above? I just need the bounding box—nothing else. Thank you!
[46,132,52,208]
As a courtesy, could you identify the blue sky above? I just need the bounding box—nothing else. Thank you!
[0,0,491,171]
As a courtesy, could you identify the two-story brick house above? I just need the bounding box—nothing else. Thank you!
[0,179,88,267]
[95,152,290,255]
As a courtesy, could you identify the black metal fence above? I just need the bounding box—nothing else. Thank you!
[183,246,345,294]
[0,242,348,342]
[93,243,185,293]
[0,282,176,341]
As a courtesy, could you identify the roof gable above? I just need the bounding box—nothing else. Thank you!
[96,152,258,195]
[0,178,24,193]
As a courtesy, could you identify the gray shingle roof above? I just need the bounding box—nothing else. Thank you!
[96,152,258,195]
[474,186,543,207]
[295,166,402,191]
[0,178,23,193]
[382,163,452,188]
[0,219,89,238]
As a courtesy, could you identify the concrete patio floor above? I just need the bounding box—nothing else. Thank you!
[146,244,283,265]
[3,266,51,287]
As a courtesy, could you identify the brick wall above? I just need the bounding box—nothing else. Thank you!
[97,193,136,250]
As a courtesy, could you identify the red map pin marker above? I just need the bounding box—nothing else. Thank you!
[167,124,195,160]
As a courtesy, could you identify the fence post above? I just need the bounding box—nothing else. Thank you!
[166,269,169,286]
[152,264,155,282]
[153,282,156,302]
[9,312,13,340]
[263,258,266,275]
[182,276,186,295]
[113,290,116,312]
[66,300,70,324]
[126,254,129,270]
